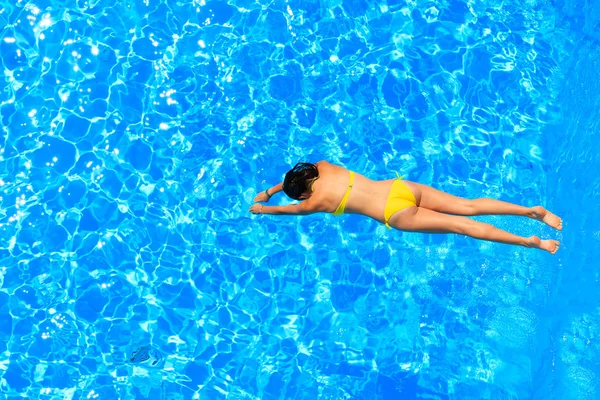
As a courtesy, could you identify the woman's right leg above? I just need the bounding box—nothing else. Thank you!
[405,182,562,230]
[389,206,560,254]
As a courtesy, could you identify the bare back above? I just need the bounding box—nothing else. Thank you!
[308,161,408,223]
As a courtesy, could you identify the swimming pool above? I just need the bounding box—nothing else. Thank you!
[1,0,599,398]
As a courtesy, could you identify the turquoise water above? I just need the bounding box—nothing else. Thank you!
[0,0,599,398]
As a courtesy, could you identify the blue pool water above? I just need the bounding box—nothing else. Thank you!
[1,0,599,398]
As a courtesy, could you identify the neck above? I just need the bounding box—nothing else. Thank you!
[309,176,319,191]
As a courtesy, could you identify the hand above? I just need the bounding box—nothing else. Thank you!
[249,204,264,214]
[254,191,271,203]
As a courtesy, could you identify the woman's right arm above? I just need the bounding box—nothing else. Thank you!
[254,182,283,203]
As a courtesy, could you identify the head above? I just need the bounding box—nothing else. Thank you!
[282,162,319,200]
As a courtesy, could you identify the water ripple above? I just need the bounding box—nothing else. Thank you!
[0,0,583,398]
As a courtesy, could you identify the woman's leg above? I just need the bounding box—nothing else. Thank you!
[389,206,560,254]
[405,182,562,230]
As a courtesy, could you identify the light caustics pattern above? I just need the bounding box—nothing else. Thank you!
[0,0,596,398]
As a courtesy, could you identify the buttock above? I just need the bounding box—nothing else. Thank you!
[384,179,418,228]
[396,180,421,206]
[386,203,418,227]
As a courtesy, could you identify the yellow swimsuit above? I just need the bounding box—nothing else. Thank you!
[383,173,417,229]
[332,171,355,216]
[332,171,416,228]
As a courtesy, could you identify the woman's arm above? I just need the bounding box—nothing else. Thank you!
[263,203,313,215]
[249,200,318,215]
[266,182,283,197]
[254,182,284,203]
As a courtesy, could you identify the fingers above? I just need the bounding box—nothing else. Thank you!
[253,194,269,202]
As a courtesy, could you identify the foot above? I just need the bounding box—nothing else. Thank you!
[531,206,563,230]
[527,236,560,254]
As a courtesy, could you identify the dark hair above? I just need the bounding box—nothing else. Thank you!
[282,162,319,200]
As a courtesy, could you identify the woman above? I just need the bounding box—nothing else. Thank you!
[249,161,562,254]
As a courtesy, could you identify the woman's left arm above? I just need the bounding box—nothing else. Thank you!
[249,201,318,216]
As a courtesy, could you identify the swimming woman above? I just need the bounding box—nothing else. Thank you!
[249,161,562,254]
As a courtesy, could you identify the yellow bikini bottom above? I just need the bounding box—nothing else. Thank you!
[384,175,417,229]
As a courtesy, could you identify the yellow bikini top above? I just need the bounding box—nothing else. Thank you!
[332,171,355,216]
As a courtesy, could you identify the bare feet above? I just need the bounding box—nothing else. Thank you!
[527,236,560,254]
[531,206,563,230]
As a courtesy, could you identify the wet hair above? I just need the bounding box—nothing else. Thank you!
[282,162,319,200]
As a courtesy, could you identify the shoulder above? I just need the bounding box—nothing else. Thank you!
[314,160,334,172]
[300,197,327,214]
